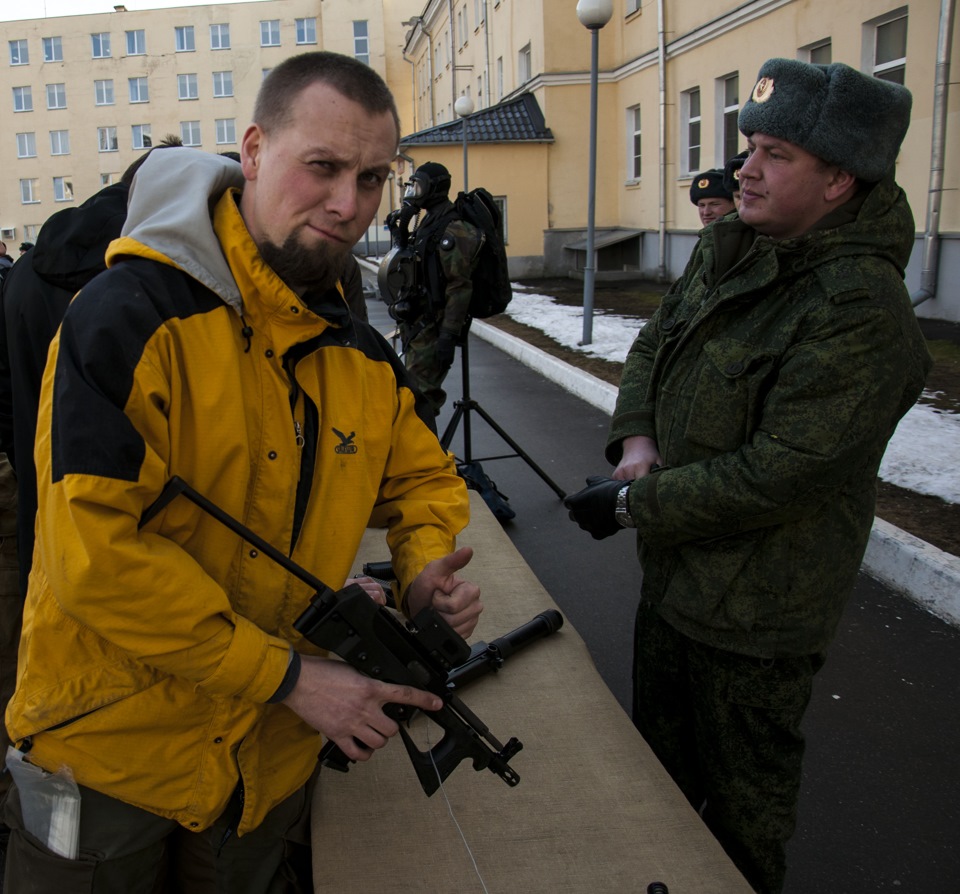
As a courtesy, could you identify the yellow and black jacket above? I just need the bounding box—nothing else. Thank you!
[7,149,469,834]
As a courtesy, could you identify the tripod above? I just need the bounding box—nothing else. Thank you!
[440,332,566,500]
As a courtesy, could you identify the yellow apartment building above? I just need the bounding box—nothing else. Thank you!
[2,1,958,321]
[0,0,422,245]
[399,0,959,321]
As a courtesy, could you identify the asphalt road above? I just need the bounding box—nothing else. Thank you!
[363,286,960,894]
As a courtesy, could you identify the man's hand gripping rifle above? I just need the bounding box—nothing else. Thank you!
[141,477,540,797]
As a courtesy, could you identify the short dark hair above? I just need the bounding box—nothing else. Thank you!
[121,135,184,185]
[253,52,400,143]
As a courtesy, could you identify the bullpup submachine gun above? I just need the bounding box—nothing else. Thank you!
[141,477,562,796]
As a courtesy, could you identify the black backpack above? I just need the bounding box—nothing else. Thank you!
[420,187,513,320]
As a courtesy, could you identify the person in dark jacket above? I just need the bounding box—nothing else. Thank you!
[565,59,930,894]
[389,161,482,416]
[689,168,735,225]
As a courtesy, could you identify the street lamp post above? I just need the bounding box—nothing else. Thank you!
[576,0,613,346]
[454,95,475,192]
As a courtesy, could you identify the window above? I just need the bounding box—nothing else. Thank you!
[215,118,236,145]
[212,71,233,98]
[91,32,111,58]
[180,120,201,146]
[178,73,198,100]
[626,0,641,12]
[518,44,532,84]
[16,132,36,158]
[457,9,467,47]
[175,26,195,52]
[628,106,641,179]
[23,225,38,241]
[497,57,503,99]
[43,37,63,62]
[868,10,907,85]
[720,74,739,164]
[9,40,29,66]
[100,173,117,187]
[132,124,152,150]
[129,77,149,103]
[492,196,508,244]
[210,23,230,50]
[803,39,832,65]
[49,130,70,155]
[0,228,15,242]
[20,179,39,204]
[682,87,701,175]
[126,30,145,56]
[353,21,369,64]
[98,126,118,152]
[46,83,67,110]
[296,18,317,45]
[13,86,33,112]
[260,20,280,47]
[94,78,114,105]
[53,177,73,203]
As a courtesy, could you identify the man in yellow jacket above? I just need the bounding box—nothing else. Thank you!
[3,52,481,892]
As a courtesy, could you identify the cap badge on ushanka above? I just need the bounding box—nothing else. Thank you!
[698,178,710,189]
[752,77,774,103]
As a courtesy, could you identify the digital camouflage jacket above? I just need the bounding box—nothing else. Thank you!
[608,177,931,658]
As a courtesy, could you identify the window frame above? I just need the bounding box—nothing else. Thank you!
[20,178,40,205]
[49,129,70,156]
[178,73,199,101]
[9,39,29,66]
[353,21,369,65]
[94,78,115,106]
[717,73,740,166]
[13,86,33,113]
[43,36,63,63]
[175,25,195,53]
[128,76,149,104]
[210,23,230,50]
[212,71,234,98]
[627,105,641,181]
[681,86,701,176]
[132,123,152,150]
[46,83,67,111]
[126,29,146,56]
[180,120,202,147]
[53,176,74,203]
[91,32,112,59]
[215,118,237,145]
[296,18,317,46]
[98,125,119,152]
[864,8,908,85]
[16,132,37,159]
[260,20,281,48]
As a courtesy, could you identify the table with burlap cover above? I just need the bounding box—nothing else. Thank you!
[312,492,751,893]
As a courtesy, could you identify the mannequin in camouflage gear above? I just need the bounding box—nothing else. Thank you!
[396,162,483,416]
[565,59,929,893]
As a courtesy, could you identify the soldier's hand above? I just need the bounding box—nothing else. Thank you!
[564,475,627,540]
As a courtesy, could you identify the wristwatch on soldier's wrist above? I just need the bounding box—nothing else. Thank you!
[615,483,636,528]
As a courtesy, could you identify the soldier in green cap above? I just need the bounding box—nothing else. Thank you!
[565,58,930,893]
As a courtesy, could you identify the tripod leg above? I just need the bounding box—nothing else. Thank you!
[468,403,566,500]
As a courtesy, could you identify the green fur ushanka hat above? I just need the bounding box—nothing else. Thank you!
[738,58,912,183]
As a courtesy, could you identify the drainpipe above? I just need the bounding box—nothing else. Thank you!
[483,0,492,107]
[912,0,955,307]
[656,0,668,283]
[448,0,458,108]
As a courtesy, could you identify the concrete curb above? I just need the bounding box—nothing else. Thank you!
[472,319,960,628]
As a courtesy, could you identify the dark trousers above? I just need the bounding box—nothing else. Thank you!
[2,768,318,893]
[633,600,824,894]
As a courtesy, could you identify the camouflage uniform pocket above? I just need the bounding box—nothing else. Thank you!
[683,338,774,453]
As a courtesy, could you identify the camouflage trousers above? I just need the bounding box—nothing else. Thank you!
[633,599,824,894]
[401,320,456,417]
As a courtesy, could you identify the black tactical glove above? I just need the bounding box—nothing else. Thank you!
[436,329,458,368]
[563,475,629,540]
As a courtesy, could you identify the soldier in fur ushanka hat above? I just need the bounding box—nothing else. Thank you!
[565,57,926,894]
